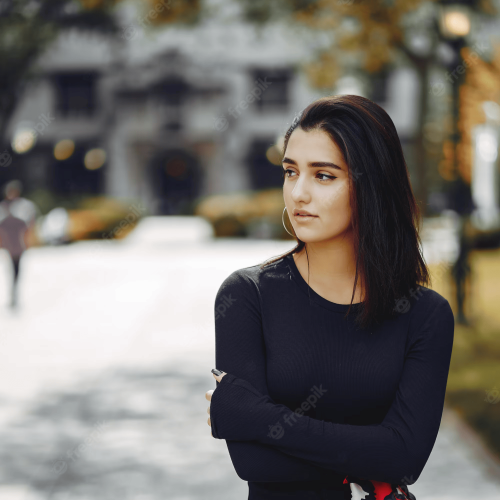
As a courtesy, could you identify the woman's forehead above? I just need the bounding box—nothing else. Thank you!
[285,129,346,169]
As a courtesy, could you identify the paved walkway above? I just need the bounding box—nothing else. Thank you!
[0,225,498,499]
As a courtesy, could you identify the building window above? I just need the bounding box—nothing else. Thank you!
[50,142,104,195]
[53,72,98,118]
[152,77,189,132]
[250,68,292,113]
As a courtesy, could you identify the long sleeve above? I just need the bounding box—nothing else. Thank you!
[211,297,455,485]
[212,270,340,482]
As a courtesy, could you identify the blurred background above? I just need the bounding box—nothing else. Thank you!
[1,0,500,498]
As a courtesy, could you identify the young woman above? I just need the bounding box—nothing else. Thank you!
[205,95,454,500]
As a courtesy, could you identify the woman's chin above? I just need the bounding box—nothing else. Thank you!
[294,232,326,243]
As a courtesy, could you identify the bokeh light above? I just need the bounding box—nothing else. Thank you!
[54,139,75,161]
[12,128,36,154]
[441,10,471,38]
[84,148,106,170]
[266,145,282,166]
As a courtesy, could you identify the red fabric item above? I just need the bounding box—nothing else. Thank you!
[371,480,394,498]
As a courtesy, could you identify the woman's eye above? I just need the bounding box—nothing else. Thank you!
[283,169,336,182]
[317,173,336,182]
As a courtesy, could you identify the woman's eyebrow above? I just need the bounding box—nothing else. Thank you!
[282,157,343,171]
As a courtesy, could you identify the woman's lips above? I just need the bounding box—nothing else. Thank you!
[294,214,318,222]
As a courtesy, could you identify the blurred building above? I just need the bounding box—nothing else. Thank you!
[4,7,422,216]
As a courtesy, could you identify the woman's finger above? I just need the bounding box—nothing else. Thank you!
[207,373,224,436]
[212,371,227,382]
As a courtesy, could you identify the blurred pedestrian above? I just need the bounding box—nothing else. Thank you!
[0,180,40,308]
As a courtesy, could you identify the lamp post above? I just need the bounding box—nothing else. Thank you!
[437,1,475,325]
[437,2,472,183]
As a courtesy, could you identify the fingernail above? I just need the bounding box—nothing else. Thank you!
[211,368,223,376]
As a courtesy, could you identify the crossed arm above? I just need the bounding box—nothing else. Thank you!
[213,270,335,483]
[211,270,455,485]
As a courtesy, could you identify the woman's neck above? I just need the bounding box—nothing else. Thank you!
[293,236,365,304]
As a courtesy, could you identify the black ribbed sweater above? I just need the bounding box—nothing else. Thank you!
[210,253,454,499]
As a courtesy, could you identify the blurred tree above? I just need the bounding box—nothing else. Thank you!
[0,0,123,149]
[141,0,202,25]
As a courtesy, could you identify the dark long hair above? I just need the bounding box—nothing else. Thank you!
[260,94,431,330]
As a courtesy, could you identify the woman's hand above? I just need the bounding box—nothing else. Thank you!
[205,371,273,440]
[206,371,227,436]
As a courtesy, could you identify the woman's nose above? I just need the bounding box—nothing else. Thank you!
[290,177,311,203]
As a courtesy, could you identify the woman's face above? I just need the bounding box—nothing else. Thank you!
[282,127,353,243]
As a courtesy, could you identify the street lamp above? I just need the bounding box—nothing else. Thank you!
[437,2,473,183]
[438,4,472,38]
[436,1,475,325]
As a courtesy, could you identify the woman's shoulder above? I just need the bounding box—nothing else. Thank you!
[217,253,290,293]
[408,285,451,312]
[404,285,454,337]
